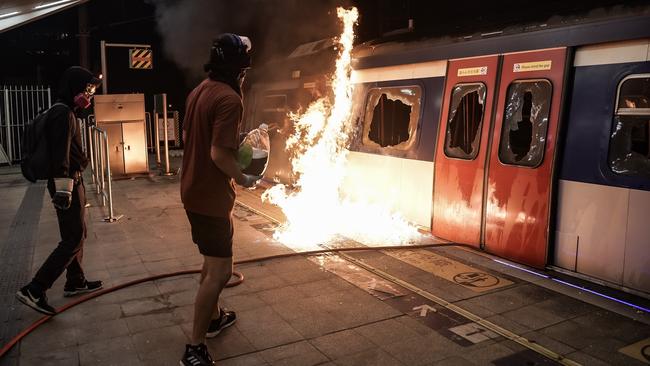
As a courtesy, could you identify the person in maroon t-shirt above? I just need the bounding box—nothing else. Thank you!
[180,34,260,366]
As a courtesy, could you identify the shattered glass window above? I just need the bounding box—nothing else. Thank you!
[609,74,650,178]
[498,80,552,167]
[363,86,422,149]
[444,83,486,159]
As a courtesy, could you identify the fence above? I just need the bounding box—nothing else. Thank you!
[0,86,52,163]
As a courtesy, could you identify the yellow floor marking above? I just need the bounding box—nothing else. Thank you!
[337,251,581,366]
[385,249,513,292]
[235,200,581,366]
[619,338,650,364]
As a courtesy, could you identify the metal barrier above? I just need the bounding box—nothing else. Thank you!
[78,118,87,155]
[88,125,123,223]
[145,111,153,153]
[0,85,51,162]
[153,93,179,176]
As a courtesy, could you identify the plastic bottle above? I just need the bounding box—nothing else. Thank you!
[237,123,270,176]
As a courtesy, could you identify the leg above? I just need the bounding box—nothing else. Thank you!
[32,182,86,291]
[16,182,85,315]
[65,249,84,286]
[66,183,87,285]
[191,255,233,345]
[199,261,222,320]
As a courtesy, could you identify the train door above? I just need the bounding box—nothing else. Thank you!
[432,56,499,247]
[484,48,567,268]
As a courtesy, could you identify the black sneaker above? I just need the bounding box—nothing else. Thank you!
[206,308,236,338]
[180,343,215,366]
[15,285,56,315]
[63,280,103,297]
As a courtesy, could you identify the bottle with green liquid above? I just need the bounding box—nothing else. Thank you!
[237,123,270,176]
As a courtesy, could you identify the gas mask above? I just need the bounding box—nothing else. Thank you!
[73,83,96,110]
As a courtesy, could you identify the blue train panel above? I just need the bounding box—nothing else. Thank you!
[559,61,650,192]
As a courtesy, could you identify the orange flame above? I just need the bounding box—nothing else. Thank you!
[262,7,421,250]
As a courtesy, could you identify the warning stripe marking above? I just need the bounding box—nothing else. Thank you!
[130,49,153,69]
[131,49,151,58]
[131,60,152,69]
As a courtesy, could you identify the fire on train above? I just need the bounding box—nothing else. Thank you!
[243,9,650,297]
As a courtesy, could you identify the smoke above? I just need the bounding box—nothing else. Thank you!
[145,0,225,83]
[146,0,351,84]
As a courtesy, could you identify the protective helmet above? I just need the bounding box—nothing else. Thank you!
[204,33,252,72]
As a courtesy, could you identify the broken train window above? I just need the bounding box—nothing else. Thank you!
[610,74,650,178]
[444,83,487,159]
[498,79,552,167]
[363,86,422,149]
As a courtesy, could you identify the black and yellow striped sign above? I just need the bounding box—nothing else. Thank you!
[129,48,153,69]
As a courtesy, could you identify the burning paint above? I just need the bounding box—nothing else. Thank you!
[262,7,421,250]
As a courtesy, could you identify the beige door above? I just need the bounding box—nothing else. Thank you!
[103,123,125,176]
[122,121,148,174]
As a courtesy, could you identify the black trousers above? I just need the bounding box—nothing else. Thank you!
[32,179,87,291]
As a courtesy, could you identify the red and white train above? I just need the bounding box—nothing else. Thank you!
[244,10,650,297]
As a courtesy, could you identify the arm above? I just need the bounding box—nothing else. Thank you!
[211,96,260,188]
[48,107,76,209]
[210,145,247,185]
[48,107,74,178]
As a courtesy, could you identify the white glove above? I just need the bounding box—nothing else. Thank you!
[53,178,74,210]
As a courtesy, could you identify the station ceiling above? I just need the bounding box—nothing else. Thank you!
[0,0,88,33]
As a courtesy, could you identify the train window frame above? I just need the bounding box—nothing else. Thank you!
[497,79,553,168]
[261,94,288,113]
[608,73,650,179]
[443,82,487,160]
[251,93,289,132]
[361,85,422,151]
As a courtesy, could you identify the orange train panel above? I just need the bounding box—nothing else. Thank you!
[432,55,499,247]
[484,48,567,269]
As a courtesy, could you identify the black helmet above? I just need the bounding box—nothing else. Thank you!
[204,33,252,72]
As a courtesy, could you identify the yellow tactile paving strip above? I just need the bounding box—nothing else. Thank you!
[384,249,514,292]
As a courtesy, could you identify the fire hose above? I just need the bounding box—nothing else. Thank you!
[0,242,464,359]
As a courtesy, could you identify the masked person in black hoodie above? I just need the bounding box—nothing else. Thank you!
[16,66,103,315]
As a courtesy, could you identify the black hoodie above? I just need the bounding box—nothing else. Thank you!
[46,66,97,179]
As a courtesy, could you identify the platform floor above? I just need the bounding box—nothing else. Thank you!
[1,164,649,366]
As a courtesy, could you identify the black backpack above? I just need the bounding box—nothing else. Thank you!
[20,103,68,182]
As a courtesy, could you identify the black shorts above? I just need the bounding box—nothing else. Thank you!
[185,210,234,258]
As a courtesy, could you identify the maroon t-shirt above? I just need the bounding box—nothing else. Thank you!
[181,79,242,218]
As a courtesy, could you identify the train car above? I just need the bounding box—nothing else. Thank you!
[246,9,650,297]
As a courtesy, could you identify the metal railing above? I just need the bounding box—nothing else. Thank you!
[0,85,51,162]
[153,93,179,176]
[145,111,153,153]
[78,118,87,155]
[88,125,122,222]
